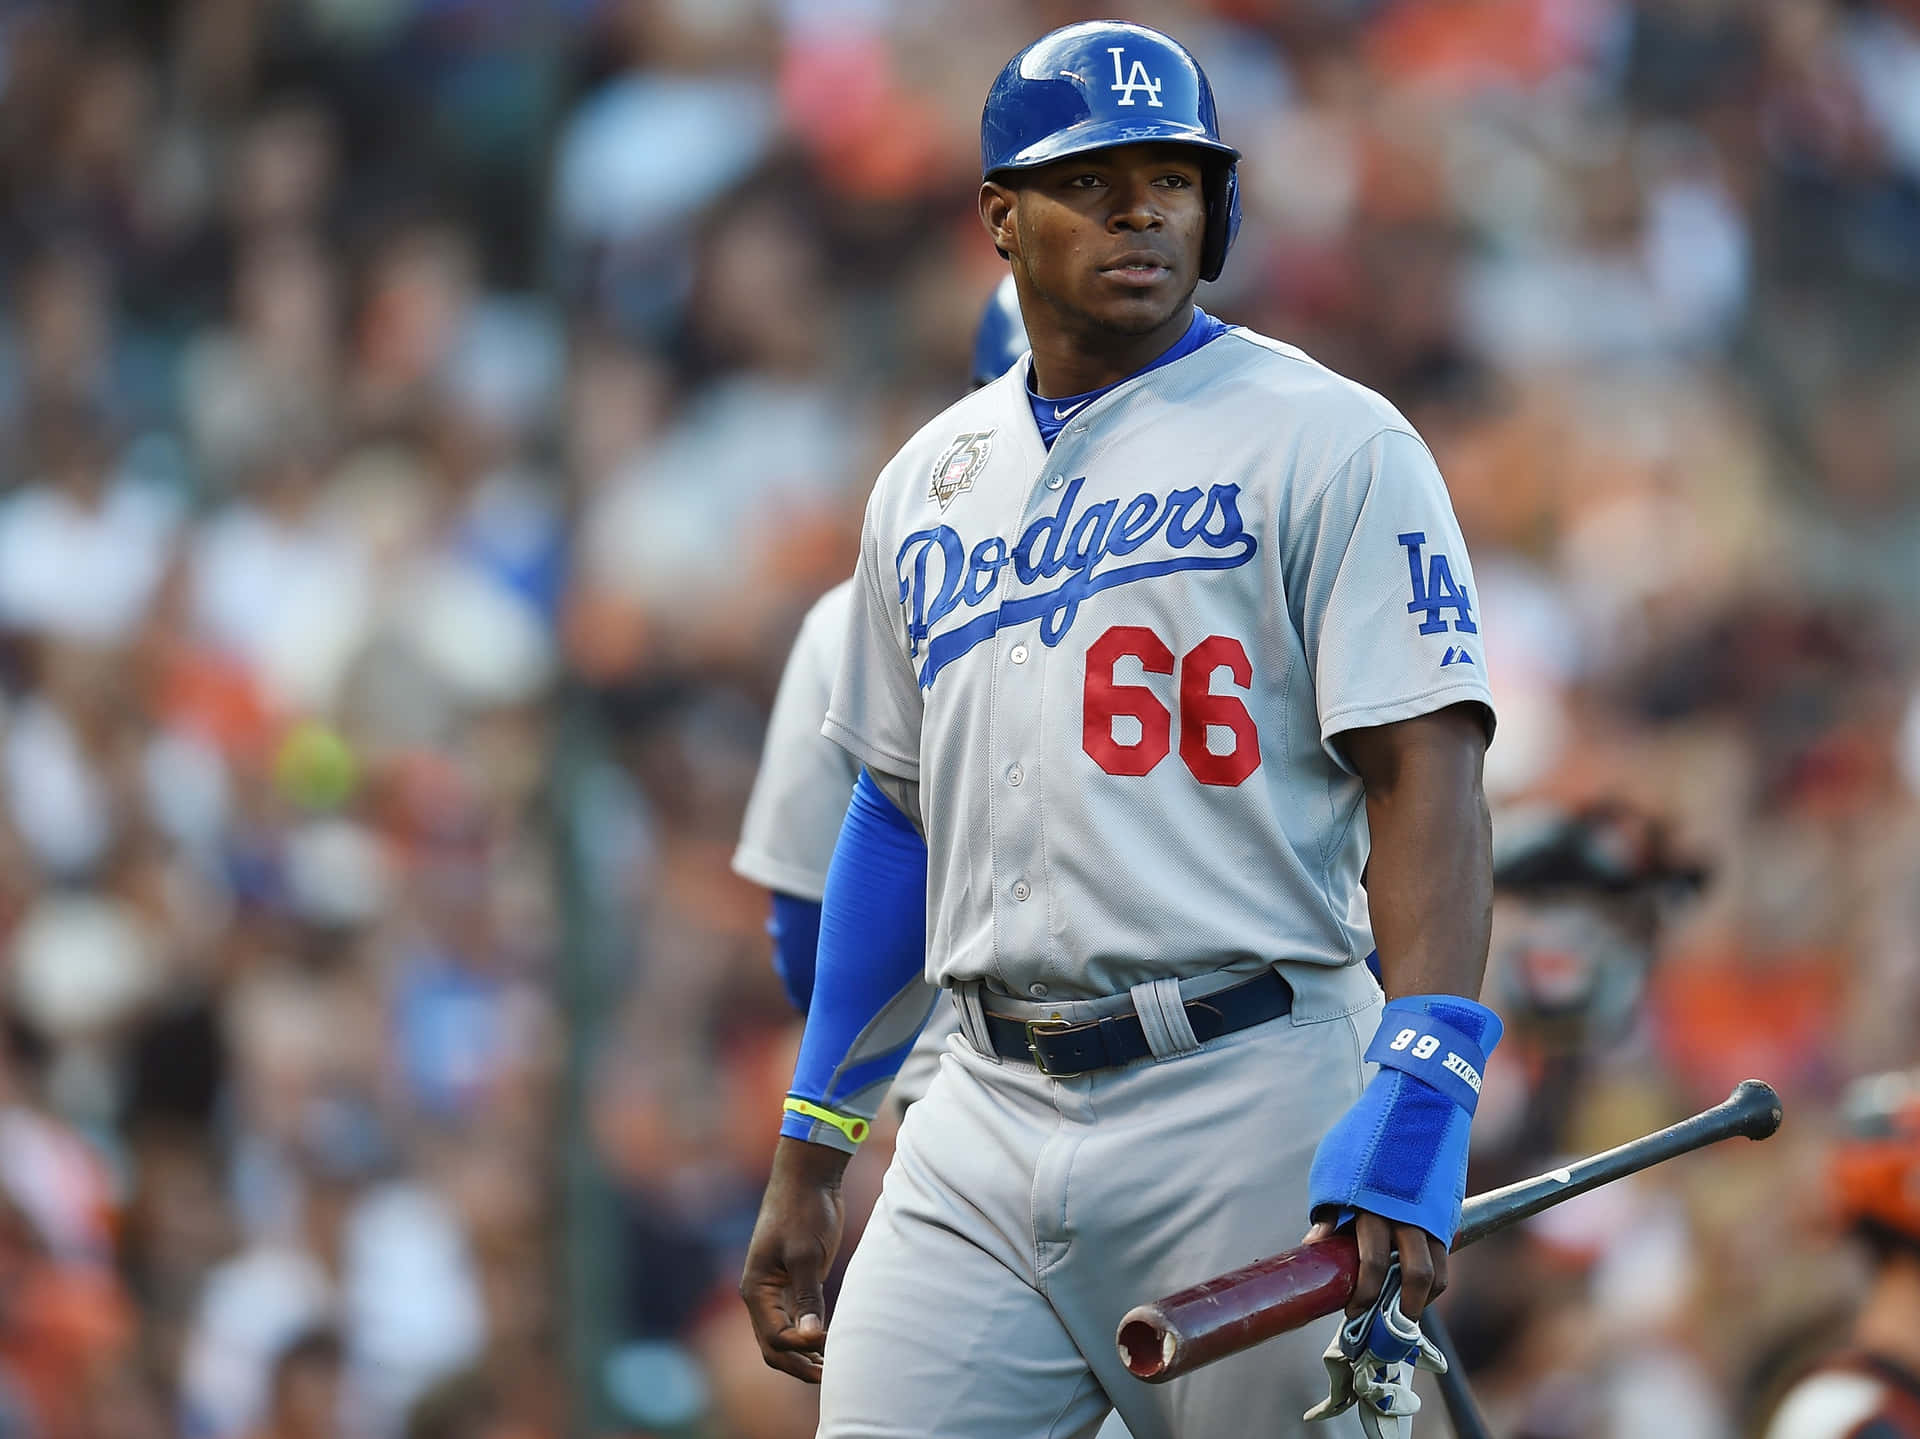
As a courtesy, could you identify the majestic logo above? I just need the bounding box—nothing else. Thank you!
[1440,645,1475,667]
[929,431,993,512]
[1108,47,1164,108]
[896,477,1257,688]
[1398,531,1477,636]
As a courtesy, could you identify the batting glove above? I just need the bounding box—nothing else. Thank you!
[1303,1259,1448,1439]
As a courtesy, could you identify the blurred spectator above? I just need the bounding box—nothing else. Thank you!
[249,1328,344,1439]
[0,402,180,644]
[180,1111,485,1439]
[189,434,373,716]
[402,1366,515,1439]
[181,232,341,489]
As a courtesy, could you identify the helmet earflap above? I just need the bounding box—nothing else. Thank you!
[1201,162,1241,284]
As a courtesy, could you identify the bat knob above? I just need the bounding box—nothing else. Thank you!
[1730,1079,1784,1140]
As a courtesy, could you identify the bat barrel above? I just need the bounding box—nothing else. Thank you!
[1455,1078,1781,1245]
[1117,1079,1782,1383]
[1731,1077,1788,1138]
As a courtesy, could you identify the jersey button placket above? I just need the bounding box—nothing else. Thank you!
[991,448,1073,991]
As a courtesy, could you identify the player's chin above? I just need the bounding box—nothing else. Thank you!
[1081,280,1189,335]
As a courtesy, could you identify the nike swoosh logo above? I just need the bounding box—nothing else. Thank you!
[1053,400,1089,421]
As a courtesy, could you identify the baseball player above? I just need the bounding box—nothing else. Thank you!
[733,276,1031,1113]
[1765,1072,1920,1439]
[740,21,1500,1439]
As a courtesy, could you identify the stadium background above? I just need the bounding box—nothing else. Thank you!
[0,0,1916,1435]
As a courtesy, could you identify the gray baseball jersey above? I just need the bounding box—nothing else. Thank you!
[825,328,1495,1004]
[733,578,961,1108]
[734,580,860,902]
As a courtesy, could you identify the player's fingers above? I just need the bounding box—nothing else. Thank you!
[764,1342,826,1385]
[766,1246,830,1375]
[739,1273,794,1361]
[785,1248,827,1331]
[1392,1223,1439,1319]
[1302,1219,1337,1244]
[1349,1213,1392,1317]
[764,1308,828,1353]
[740,1257,827,1382]
[751,1301,825,1385]
[751,1306,828,1384]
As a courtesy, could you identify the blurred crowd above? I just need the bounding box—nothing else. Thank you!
[0,0,1915,1437]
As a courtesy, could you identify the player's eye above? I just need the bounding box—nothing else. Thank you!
[1156,173,1195,189]
[1068,173,1106,189]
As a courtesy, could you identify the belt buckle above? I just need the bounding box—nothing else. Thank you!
[1025,1018,1086,1079]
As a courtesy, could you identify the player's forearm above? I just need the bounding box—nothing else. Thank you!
[1345,704,1493,1002]
[1311,704,1497,1251]
[769,1133,855,1189]
[780,769,938,1154]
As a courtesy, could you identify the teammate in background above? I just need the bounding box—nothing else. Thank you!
[1765,1073,1920,1439]
[742,21,1499,1438]
[732,276,1029,1109]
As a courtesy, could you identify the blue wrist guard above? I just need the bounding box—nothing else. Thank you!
[1307,995,1502,1247]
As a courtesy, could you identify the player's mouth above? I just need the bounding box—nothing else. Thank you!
[1099,252,1173,288]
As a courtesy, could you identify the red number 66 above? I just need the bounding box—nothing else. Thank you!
[1081,625,1260,787]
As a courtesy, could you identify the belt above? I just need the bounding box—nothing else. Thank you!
[982,970,1293,1078]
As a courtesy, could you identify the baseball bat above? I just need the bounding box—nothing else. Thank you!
[1420,1308,1492,1439]
[1116,1078,1781,1383]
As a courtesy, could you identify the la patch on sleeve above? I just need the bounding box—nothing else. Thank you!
[1397,531,1476,666]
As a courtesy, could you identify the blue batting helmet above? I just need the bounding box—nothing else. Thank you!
[971,275,1029,387]
[981,21,1242,283]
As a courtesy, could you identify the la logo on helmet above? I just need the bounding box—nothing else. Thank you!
[1108,47,1164,108]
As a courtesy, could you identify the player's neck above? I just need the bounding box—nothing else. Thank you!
[1856,1258,1920,1376]
[1027,305,1197,399]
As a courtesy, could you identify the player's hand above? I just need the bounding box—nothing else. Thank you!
[1303,1213,1448,1320]
[740,1136,851,1383]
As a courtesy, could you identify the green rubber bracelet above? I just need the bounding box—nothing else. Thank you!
[783,1097,870,1146]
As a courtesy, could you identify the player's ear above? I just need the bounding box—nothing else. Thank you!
[980,181,1018,263]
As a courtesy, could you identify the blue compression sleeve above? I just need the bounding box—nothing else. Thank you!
[767,892,821,1013]
[780,770,936,1152]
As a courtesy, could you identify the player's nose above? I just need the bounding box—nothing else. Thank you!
[1105,173,1165,231]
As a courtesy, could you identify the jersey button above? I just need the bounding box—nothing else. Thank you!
[1028,983,1049,999]
[1010,644,1029,665]
[1011,880,1031,902]
[1045,475,1064,490]
[1007,764,1023,787]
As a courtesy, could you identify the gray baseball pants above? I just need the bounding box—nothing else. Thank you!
[818,970,1381,1438]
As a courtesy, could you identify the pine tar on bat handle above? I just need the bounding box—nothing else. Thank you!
[1117,1078,1782,1384]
